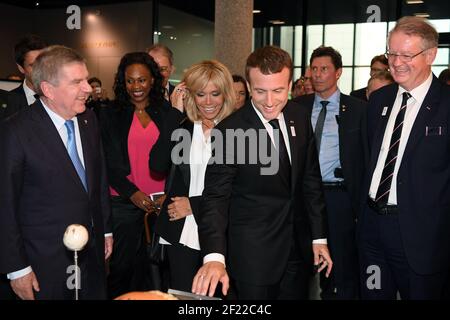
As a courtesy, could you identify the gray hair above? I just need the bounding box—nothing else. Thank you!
[32,45,85,96]
[389,16,439,50]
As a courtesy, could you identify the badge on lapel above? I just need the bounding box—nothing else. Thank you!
[84,120,88,125]
[341,104,347,112]
[289,120,296,137]
[382,106,388,116]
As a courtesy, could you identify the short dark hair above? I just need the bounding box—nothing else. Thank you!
[245,46,293,82]
[14,34,48,67]
[147,43,174,65]
[438,68,450,84]
[88,77,102,86]
[370,54,388,67]
[232,74,249,100]
[310,46,343,70]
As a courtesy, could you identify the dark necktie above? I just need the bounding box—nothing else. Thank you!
[269,119,291,181]
[374,92,411,205]
[315,100,329,153]
[65,120,88,192]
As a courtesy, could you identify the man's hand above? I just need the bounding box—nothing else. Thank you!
[10,271,40,300]
[313,243,333,277]
[105,236,113,260]
[192,261,229,297]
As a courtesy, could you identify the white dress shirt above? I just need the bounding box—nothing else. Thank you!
[23,81,37,106]
[369,72,433,204]
[159,121,211,251]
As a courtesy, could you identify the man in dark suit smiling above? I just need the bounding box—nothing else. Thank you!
[359,16,450,299]
[0,46,112,300]
[192,46,332,300]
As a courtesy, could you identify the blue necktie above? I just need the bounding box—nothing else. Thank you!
[65,120,88,192]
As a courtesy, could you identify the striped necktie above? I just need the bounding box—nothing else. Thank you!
[374,92,411,205]
[65,120,88,192]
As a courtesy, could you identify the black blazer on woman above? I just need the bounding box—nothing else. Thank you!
[149,109,203,245]
[99,99,170,199]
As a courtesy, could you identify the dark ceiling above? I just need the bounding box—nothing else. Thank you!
[1,0,449,27]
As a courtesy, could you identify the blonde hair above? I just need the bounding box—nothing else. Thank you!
[182,60,235,123]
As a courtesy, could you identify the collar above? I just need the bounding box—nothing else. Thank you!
[22,80,36,99]
[314,89,340,107]
[41,99,77,131]
[251,100,285,125]
[397,71,433,104]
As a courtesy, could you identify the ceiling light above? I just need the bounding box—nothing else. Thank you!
[414,12,430,17]
[269,20,285,25]
[253,10,261,14]
[406,0,424,4]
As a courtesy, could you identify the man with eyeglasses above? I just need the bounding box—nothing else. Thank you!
[350,55,389,101]
[147,44,176,102]
[359,16,450,300]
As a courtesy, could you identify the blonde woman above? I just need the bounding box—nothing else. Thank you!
[149,60,235,292]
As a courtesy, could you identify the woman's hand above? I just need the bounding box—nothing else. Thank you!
[170,82,187,113]
[130,191,153,213]
[167,196,192,221]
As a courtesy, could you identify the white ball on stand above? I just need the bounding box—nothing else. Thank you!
[63,224,89,251]
[63,224,89,300]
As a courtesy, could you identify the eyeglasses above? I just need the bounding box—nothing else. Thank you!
[384,48,428,62]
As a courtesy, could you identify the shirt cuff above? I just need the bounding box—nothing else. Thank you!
[104,233,113,238]
[312,238,327,245]
[203,253,226,267]
[7,266,33,280]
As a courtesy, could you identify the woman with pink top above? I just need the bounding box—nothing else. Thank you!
[100,52,170,299]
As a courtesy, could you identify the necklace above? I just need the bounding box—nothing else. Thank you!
[136,109,145,114]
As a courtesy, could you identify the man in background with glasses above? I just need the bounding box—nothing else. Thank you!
[359,16,450,300]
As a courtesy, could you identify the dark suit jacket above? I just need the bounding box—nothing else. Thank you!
[198,101,327,286]
[4,85,29,119]
[0,101,112,299]
[149,110,203,244]
[350,87,368,101]
[99,99,170,199]
[360,76,450,274]
[0,89,9,121]
[293,93,368,215]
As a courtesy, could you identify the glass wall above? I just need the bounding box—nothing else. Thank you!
[256,18,450,94]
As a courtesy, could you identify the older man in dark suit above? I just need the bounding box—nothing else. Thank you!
[359,16,450,299]
[0,45,113,300]
[294,46,368,299]
[191,46,332,300]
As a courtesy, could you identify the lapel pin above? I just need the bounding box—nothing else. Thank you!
[341,104,347,112]
[382,107,388,116]
[290,126,296,137]
[289,120,295,124]
[426,106,431,110]
[84,120,88,124]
